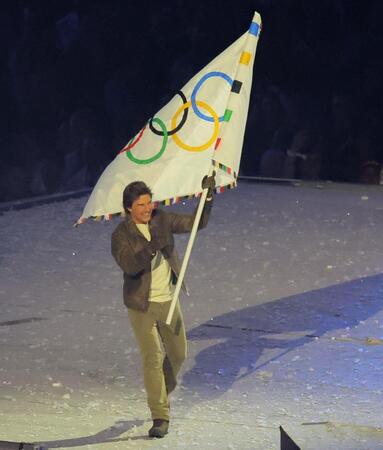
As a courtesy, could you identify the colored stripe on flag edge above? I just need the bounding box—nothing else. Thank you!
[74,181,237,226]
[212,159,238,178]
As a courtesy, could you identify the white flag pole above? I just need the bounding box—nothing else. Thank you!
[166,167,213,325]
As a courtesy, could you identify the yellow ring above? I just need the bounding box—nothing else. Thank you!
[171,100,219,152]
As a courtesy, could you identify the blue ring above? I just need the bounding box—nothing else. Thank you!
[191,71,233,122]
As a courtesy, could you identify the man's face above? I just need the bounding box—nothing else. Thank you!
[129,194,154,224]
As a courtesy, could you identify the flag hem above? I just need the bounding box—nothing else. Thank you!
[75,160,237,226]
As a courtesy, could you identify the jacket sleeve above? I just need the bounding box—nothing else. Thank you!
[167,198,213,234]
[111,226,154,276]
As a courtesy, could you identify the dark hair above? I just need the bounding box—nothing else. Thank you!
[123,181,152,211]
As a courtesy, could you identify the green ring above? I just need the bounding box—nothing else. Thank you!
[126,118,168,165]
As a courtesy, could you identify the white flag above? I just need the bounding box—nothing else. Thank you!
[77,12,261,224]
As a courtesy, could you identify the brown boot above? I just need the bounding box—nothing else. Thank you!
[148,419,169,438]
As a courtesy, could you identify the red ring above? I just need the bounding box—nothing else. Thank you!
[119,124,146,154]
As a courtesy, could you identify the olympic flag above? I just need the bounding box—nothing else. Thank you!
[77,12,261,225]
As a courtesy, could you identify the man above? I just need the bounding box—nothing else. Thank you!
[111,175,215,438]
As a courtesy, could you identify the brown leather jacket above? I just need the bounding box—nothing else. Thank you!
[111,201,212,311]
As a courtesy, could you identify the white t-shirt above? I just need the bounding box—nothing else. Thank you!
[136,223,173,302]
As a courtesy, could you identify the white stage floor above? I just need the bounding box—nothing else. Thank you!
[1,181,382,449]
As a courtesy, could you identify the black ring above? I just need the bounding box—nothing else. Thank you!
[149,91,188,136]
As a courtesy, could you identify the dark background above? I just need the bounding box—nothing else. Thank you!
[1,0,382,202]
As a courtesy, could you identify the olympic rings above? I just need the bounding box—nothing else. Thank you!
[120,70,236,163]
[126,117,168,164]
[149,91,188,136]
[191,71,233,122]
[171,100,219,152]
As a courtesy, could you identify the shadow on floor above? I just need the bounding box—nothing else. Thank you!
[38,419,146,448]
[182,273,383,398]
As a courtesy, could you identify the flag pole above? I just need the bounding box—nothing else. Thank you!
[166,167,214,325]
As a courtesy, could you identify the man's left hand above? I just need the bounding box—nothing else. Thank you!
[202,171,216,198]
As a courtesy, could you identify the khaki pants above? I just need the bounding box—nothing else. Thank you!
[128,300,187,421]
